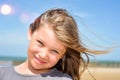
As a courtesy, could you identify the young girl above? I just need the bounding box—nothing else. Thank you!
[0,8,107,80]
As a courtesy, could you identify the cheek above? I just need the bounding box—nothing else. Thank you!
[28,42,40,58]
[49,55,61,65]
[28,42,39,52]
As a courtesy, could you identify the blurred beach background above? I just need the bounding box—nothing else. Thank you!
[0,56,120,80]
[0,0,120,80]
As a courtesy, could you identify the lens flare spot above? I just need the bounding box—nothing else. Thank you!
[0,4,12,15]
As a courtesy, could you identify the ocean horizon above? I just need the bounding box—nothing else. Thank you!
[0,56,26,61]
[0,55,120,62]
[0,55,120,67]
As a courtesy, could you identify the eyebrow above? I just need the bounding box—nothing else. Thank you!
[54,47,65,54]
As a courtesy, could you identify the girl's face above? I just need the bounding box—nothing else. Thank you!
[27,24,66,73]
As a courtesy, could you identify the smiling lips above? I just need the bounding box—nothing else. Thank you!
[34,55,47,64]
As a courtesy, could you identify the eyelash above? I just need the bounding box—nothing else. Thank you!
[37,40,44,46]
[51,50,59,54]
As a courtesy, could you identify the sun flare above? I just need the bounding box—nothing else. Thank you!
[0,4,12,15]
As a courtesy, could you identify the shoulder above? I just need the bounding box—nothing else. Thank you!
[46,68,72,80]
[0,66,13,78]
[0,66,9,73]
[0,66,13,72]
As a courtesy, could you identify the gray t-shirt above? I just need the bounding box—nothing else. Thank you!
[0,66,72,80]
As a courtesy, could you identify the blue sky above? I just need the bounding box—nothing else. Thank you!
[0,0,120,61]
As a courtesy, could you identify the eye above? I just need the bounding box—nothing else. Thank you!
[37,40,44,46]
[51,50,59,54]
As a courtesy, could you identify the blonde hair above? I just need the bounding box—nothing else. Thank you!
[30,8,109,80]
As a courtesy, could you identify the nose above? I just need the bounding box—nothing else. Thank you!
[38,48,48,59]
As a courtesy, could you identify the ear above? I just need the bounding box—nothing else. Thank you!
[27,28,32,40]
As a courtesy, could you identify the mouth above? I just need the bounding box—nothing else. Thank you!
[34,55,47,64]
